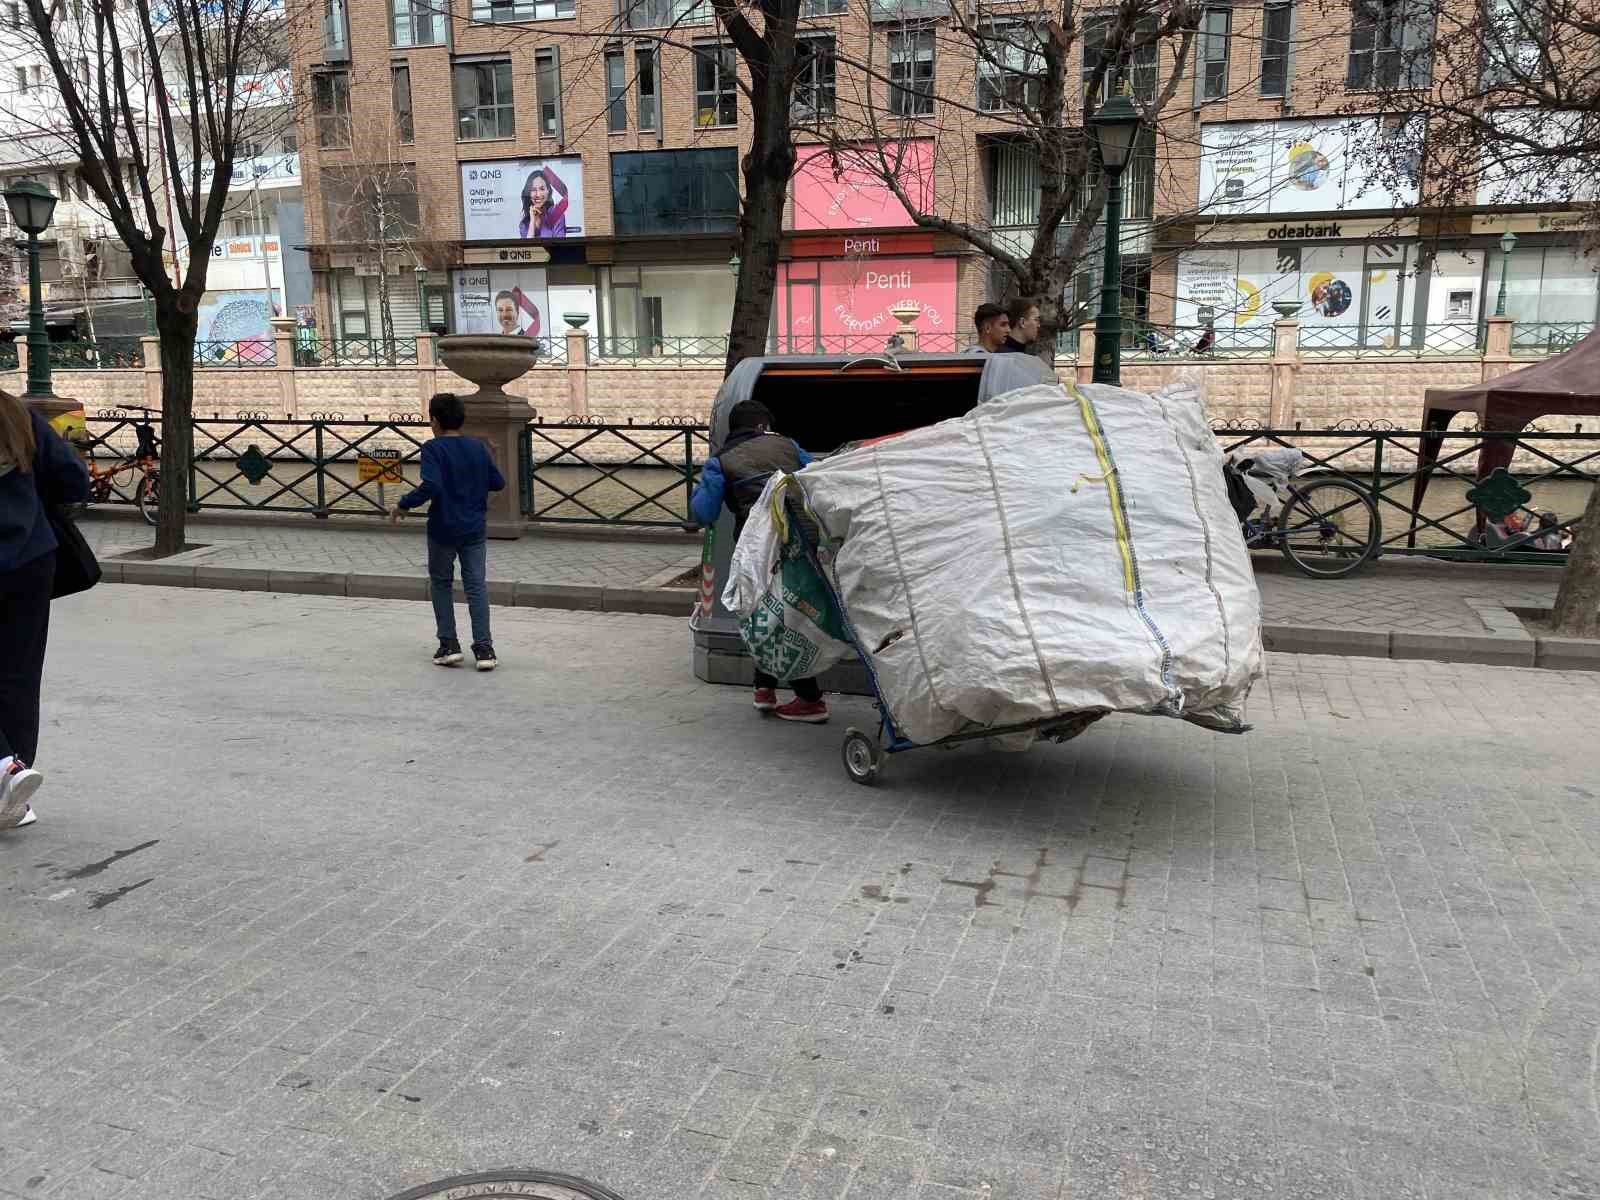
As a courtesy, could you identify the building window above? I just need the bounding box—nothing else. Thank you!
[611,147,739,235]
[313,69,351,148]
[14,65,28,95]
[793,36,836,122]
[605,49,627,132]
[6,4,19,27]
[888,29,934,117]
[637,47,657,131]
[1197,6,1230,100]
[283,129,299,153]
[391,0,442,45]
[1482,0,1544,85]
[801,0,845,13]
[1346,0,1433,90]
[536,47,562,138]
[1260,0,1291,97]
[470,0,575,21]
[620,0,709,30]
[323,0,349,58]
[977,22,1045,112]
[454,59,515,140]
[694,43,736,127]
[1083,11,1158,103]
[392,64,414,143]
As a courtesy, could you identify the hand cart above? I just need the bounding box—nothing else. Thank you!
[775,489,1107,786]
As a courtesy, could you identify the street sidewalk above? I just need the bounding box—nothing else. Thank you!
[83,509,1590,669]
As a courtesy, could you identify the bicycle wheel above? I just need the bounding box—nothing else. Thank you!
[1277,478,1379,578]
[137,472,160,527]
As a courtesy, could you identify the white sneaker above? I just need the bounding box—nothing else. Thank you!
[0,765,42,830]
[15,805,35,828]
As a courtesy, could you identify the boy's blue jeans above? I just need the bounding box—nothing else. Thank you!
[428,535,491,647]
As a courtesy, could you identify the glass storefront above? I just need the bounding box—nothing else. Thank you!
[1483,244,1600,324]
[597,262,735,350]
[610,148,739,237]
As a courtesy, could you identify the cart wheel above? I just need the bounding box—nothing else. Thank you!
[841,728,881,787]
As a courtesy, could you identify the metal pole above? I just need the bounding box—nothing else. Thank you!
[254,178,274,316]
[1092,165,1125,385]
[24,230,52,398]
[1495,249,1510,318]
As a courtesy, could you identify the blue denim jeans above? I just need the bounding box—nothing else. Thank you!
[428,535,491,647]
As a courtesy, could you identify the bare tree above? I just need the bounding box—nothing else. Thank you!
[317,94,455,362]
[1328,0,1600,634]
[802,0,1207,363]
[1,0,294,554]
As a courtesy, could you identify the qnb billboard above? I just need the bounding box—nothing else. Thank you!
[790,140,935,231]
[1198,116,1420,216]
[460,158,585,241]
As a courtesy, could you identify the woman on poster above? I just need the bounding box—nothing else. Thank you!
[518,166,569,239]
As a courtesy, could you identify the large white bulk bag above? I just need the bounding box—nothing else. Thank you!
[775,380,1262,745]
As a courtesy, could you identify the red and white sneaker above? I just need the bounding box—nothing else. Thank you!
[0,760,42,830]
[753,688,779,712]
[774,698,829,724]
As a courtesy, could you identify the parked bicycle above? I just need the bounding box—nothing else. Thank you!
[74,406,161,527]
[1224,447,1380,578]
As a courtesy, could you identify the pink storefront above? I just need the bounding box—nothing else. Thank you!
[775,140,963,353]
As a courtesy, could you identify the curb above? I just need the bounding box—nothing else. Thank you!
[99,561,697,620]
[93,567,1599,672]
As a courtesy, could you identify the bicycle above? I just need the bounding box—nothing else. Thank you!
[74,406,162,527]
[1224,447,1380,578]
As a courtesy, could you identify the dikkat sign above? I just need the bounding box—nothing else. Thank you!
[460,158,585,242]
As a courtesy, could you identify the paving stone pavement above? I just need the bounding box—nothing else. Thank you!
[82,510,1569,636]
[2,587,1597,1200]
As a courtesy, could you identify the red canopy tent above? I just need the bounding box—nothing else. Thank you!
[1413,329,1600,521]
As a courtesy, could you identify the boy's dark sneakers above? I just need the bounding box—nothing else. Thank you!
[433,639,463,666]
[473,643,498,672]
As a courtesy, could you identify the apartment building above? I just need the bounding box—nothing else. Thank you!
[293,0,1598,353]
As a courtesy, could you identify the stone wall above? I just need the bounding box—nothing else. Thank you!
[6,318,1570,437]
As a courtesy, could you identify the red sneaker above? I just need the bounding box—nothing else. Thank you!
[774,698,829,724]
[753,688,779,711]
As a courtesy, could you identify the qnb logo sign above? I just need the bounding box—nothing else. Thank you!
[386,1170,626,1200]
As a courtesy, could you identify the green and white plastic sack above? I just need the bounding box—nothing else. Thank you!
[721,476,854,682]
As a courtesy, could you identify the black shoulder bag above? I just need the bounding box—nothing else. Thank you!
[45,502,101,598]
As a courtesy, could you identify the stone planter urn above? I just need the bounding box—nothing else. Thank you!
[437,334,539,539]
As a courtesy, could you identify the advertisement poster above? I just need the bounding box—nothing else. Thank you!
[1198,117,1418,216]
[460,158,585,242]
[776,256,957,344]
[791,140,934,231]
[452,267,551,339]
[195,289,279,359]
[1175,245,1369,328]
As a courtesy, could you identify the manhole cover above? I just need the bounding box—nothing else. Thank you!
[386,1171,626,1200]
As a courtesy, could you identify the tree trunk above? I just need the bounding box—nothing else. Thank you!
[1551,479,1600,637]
[724,50,796,377]
[153,299,198,557]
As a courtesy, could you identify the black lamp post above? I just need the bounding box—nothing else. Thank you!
[1087,89,1141,385]
[4,179,60,400]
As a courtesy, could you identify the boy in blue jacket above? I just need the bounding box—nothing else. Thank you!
[390,393,506,670]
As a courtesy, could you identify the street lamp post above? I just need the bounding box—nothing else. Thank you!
[1088,89,1141,385]
[1495,228,1518,318]
[4,179,60,400]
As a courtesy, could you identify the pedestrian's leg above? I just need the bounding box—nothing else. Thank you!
[0,554,54,766]
[753,669,778,691]
[459,537,492,650]
[426,537,458,643]
[0,554,53,828]
[791,676,823,703]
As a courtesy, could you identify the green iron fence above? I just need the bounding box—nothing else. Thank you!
[518,419,710,526]
[45,338,146,368]
[194,338,276,367]
[1213,424,1599,564]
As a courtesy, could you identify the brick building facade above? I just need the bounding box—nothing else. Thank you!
[291,0,1598,357]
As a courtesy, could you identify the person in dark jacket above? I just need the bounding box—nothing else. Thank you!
[690,400,828,724]
[390,392,507,671]
[0,390,92,831]
[1002,298,1041,353]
